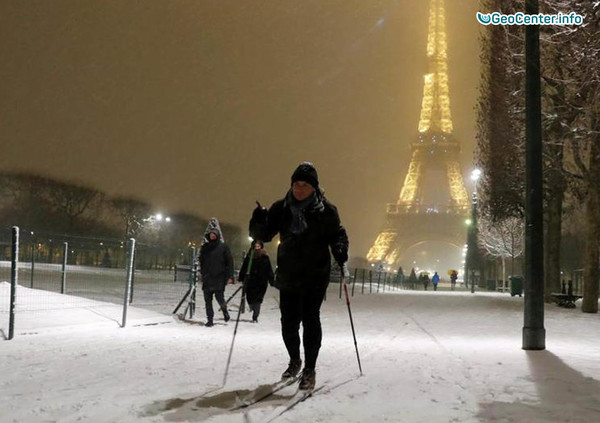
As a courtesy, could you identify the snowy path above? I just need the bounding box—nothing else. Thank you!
[1,286,600,422]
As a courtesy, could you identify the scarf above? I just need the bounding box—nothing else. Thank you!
[285,189,324,235]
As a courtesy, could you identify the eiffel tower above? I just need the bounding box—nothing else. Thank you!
[367,0,470,267]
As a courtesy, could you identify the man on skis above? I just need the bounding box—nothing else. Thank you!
[249,162,349,390]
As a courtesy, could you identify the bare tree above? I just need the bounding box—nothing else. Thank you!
[45,181,103,231]
[543,0,600,312]
[109,196,152,238]
[479,213,524,286]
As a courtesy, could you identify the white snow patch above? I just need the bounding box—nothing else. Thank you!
[1,285,599,422]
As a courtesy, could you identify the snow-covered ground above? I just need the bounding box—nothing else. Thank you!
[1,282,600,422]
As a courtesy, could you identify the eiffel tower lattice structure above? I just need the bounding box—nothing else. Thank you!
[367,0,470,267]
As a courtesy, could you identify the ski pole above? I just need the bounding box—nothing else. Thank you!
[222,246,255,386]
[342,268,363,376]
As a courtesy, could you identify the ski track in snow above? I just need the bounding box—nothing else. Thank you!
[1,282,600,422]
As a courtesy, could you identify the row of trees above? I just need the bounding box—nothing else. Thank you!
[476,1,599,312]
[0,171,244,265]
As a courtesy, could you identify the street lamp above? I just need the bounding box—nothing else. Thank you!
[141,213,172,270]
[465,169,482,293]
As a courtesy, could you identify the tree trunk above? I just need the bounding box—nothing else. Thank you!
[544,167,564,302]
[501,256,506,291]
[582,133,600,313]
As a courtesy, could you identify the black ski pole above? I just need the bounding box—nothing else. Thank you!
[223,285,242,306]
[342,268,363,376]
[222,246,255,386]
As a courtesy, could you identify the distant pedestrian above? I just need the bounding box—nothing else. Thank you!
[238,240,274,323]
[432,272,440,291]
[421,273,430,291]
[199,218,234,327]
[450,271,458,291]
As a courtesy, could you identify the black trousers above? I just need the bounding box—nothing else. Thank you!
[203,289,228,322]
[279,284,327,370]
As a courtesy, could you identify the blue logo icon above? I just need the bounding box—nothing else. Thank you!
[477,12,492,25]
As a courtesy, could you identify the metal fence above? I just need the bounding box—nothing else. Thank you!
[0,227,202,339]
[1,225,476,340]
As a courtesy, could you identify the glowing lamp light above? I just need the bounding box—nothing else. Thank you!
[471,169,482,182]
[155,213,163,221]
[465,219,472,225]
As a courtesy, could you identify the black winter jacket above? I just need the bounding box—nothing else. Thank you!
[199,240,234,292]
[249,194,349,292]
[239,251,274,304]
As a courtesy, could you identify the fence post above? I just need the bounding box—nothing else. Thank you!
[190,247,197,318]
[121,238,136,328]
[361,268,366,294]
[61,242,68,294]
[351,268,357,297]
[129,246,136,304]
[8,227,19,340]
[369,270,373,293]
[30,240,35,288]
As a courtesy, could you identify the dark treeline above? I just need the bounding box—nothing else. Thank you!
[0,171,243,268]
[476,1,599,311]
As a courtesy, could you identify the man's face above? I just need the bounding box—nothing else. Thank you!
[208,232,218,241]
[292,181,315,201]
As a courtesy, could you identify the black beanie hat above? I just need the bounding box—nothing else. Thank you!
[291,162,319,189]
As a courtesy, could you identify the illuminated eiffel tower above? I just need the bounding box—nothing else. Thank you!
[367,0,470,267]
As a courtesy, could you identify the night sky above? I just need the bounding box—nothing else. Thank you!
[0,0,481,258]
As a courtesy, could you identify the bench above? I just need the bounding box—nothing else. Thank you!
[550,293,582,309]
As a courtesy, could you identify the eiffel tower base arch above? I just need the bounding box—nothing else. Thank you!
[368,212,468,268]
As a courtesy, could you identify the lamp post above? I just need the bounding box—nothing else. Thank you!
[465,169,481,293]
[523,0,545,350]
[142,213,172,269]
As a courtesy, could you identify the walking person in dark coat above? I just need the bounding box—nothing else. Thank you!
[249,162,349,391]
[238,240,274,323]
[199,218,234,327]
[450,270,458,291]
[421,273,430,291]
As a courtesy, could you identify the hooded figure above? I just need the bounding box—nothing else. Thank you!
[249,161,349,391]
[238,240,274,322]
[199,217,234,326]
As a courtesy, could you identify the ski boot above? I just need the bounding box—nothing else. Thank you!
[299,368,316,391]
[281,358,302,380]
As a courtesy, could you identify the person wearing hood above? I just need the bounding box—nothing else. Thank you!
[249,162,349,391]
[199,220,234,327]
[238,240,274,323]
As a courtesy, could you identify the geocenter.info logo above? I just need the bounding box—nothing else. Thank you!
[477,12,583,26]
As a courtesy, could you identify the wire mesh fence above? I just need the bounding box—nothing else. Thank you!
[0,226,14,317]
[127,243,195,315]
[0,227,206,338]
[11,230,127,314]
[1,224,482,339]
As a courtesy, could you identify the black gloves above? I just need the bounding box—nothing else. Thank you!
[252,205,268,223]
[332,227,349,267]
[249,205,268,241]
